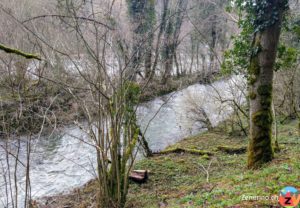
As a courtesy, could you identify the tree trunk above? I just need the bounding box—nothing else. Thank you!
[138,129,152,157]
[272,100,279,151]
[127,0,155,81]
[174,52,180,77]
[144,0,155,80]
[150,0,169,81]
[161,0,187,84]
[247,0,285,168]
[161,31,173,84]
[189,50,194,74]
[144,41,153,79]
[209,14,217,74]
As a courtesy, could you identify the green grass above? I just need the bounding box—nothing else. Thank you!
[126,119,300,208]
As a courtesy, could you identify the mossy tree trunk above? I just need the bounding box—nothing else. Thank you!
[247,0,286,169]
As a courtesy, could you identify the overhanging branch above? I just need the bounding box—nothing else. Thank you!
[0,43,41,60]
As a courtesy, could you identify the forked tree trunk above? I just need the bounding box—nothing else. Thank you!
[247,0,286,168]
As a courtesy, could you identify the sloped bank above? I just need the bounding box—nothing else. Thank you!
[36,119,300,208]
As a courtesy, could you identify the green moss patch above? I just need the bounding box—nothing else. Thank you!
[249,91,257,100]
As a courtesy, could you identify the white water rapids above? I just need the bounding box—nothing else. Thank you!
[0,75,246,207]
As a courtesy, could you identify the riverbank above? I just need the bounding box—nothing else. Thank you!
[0,72,220,137]
[36,119,300,208]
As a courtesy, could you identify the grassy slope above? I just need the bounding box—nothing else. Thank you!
[126,120,300,208]
[38,120,299,208]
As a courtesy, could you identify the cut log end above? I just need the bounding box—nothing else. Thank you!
[129,170,148,184]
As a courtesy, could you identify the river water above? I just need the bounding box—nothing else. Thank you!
[0,75,245,206]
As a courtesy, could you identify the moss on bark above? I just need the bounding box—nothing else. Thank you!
[257,84,273,110]
[248,35,262,85]
[0,43,41,60]
[247,32,275,169]
[249,56,260,76]
[248,84,274,169]
[252,110,273,128]
[248,56,260,85]
[249,91,257,100]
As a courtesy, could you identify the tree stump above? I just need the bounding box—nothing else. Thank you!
[129,170,148,184]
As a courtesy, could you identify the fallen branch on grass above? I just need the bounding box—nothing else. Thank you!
[199,159,213,183]
[153,147,213,156]
[217,145,246,154]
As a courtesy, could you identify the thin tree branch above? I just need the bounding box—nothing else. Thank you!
[22,14,115,30]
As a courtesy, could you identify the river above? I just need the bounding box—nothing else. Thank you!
[0,75,246,207]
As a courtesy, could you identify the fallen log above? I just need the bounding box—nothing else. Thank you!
[129,170,148,184]
[153,147,213,156]
[217,145,246,154]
